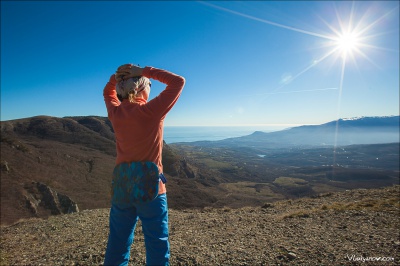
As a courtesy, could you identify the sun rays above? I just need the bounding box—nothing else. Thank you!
[199,1,398,166]
[200,1,398,94]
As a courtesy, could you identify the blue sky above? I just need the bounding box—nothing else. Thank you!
[1,1,399,126]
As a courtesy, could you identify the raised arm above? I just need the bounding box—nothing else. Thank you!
[141,67,185,119]
[103,74,120,116]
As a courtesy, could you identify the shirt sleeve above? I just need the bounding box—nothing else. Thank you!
[103,74,120,119]
[141,67,186,120]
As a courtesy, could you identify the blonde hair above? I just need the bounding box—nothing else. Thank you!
[128,90,139,103]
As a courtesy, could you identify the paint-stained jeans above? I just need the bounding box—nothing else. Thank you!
[104,194,169,266]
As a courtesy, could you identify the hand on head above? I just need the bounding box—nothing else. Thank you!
[115,64,144,82]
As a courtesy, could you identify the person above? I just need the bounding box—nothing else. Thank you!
[103,63,185,266]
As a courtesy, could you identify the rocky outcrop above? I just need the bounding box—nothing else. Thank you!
[25,182,79,216]
[162,141,196,179]
[178,159,196,179]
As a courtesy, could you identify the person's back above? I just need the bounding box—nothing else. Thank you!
[103,64,185,266]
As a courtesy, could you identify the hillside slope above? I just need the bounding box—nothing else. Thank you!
[0,116,221,225]
[1,186,398,265]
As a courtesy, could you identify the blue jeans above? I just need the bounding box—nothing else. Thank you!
[104,194,169,266]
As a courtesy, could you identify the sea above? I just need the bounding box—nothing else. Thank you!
[163,125,289,144]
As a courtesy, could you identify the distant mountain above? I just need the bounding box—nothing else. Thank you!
[185,116,399,149]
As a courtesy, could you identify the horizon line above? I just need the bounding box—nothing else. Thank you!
[1,114,398,125]
[164,124,306,127]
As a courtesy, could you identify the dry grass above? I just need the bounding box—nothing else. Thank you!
[320,197,399,212]
[221,182,277,197]
[197,158,232,170]
[273,176,308,187]
[282,210,312,219]
[281,193,399,219]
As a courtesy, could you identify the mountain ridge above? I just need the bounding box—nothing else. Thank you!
[181,115,399,148]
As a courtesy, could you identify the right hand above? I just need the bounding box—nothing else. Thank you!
[115,64,144,82]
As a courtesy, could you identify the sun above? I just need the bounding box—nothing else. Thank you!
[334,31,360,57]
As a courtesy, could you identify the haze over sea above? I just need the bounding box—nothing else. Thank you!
[163,125,290,144]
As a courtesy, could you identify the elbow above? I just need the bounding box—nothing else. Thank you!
[179,76,186,88]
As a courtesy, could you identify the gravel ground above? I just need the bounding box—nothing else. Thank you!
[1,186,399,266]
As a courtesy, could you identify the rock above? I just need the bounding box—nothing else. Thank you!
[37,182,62,215]
[287,252,297,260]
[261,203,274,209]
[1,160,10,172]
[27,182,79,215]
[58,193,79,213]
[25,195,39,215]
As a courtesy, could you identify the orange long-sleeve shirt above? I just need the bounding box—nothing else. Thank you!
[103,66,185,194]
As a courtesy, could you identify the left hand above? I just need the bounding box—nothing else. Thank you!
[115,64,144,82]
